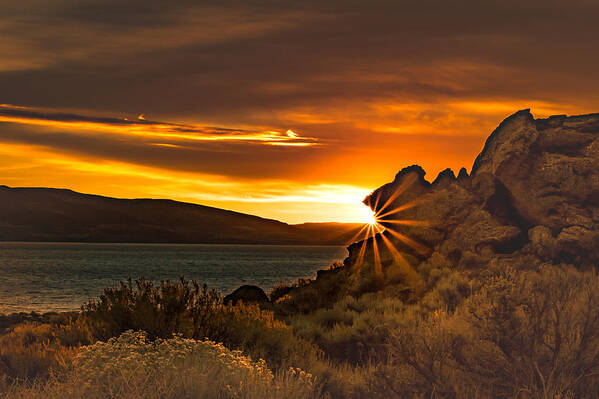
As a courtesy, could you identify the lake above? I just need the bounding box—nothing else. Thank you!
[0,242,347,314]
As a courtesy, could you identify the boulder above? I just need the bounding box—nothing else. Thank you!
[223,285,269,305]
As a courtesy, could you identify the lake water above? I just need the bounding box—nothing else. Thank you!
[0,242,347,314]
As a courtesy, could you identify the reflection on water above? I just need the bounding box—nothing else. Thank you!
[0,242,346,313]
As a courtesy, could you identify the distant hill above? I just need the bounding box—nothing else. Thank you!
[0,186,364,245]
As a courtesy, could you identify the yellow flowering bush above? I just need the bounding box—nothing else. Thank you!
[2,330,319,399]
[75,330,274,389]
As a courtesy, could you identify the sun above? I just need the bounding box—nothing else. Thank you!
[355,203,380,226]
[366,209,378,226]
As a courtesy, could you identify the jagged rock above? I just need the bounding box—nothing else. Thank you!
[352,110,599,275]
[432,168,457,185]
[471,109,540,177]
[224,285,269,305]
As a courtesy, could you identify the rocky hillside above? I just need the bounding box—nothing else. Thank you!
[349,109,599,276]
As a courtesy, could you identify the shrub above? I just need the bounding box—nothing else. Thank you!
[82,278,222,340]
[292,293,406,364]
[270,262,348,315]
[0,320,91,382]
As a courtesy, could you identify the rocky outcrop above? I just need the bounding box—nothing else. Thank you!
[348,110,599,275]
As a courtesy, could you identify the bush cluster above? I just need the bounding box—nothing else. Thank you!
[81,278,320,369]
[367,265,599,398]
[2,330,319,399]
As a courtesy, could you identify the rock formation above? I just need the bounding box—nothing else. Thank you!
[347,110,599,276]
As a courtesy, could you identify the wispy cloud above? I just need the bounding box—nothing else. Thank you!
[0,104,318,146]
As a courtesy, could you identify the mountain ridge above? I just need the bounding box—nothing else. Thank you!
[0,185,363,245]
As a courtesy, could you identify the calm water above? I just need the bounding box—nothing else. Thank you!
[0,242,347,314]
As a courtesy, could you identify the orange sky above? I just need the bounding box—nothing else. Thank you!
[1,1,598,223]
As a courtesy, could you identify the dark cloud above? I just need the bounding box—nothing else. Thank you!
[0,106,163,126]
[2,0,599,119]
[0,105,254,134]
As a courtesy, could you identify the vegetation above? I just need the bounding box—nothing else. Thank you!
[2,259,599,398]
[80,278,319,369]
[1,330,318,399]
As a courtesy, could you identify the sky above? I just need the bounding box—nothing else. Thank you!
[1,0,599,223]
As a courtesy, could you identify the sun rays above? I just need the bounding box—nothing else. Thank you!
[347,174,431,279]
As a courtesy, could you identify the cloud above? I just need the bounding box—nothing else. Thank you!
[0,0,598,221]
[3,1,598,123]
[0,104,318,146]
